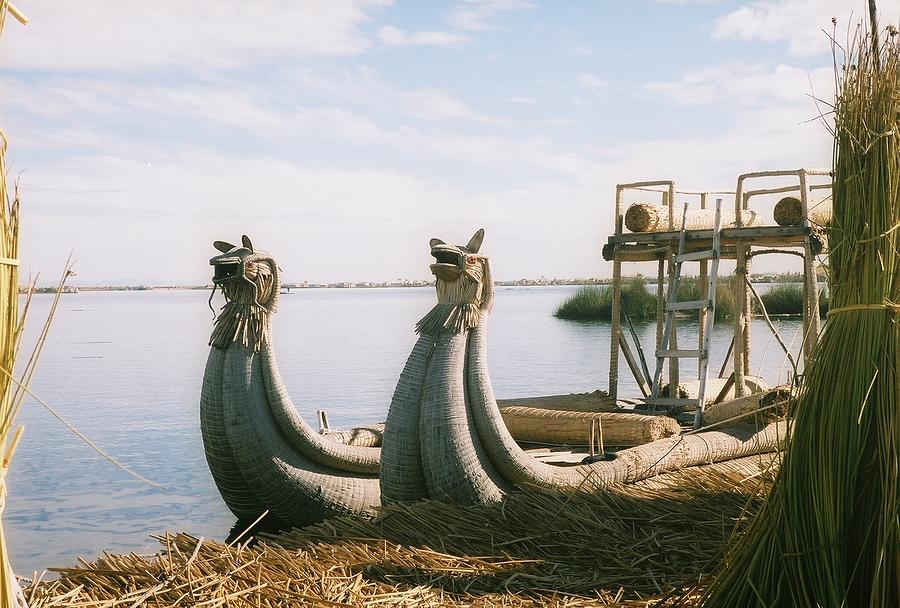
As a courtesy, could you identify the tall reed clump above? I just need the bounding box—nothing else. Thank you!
[554,276,655,321]
[675,276,736,321]
[760,283,830,316]
[2,3,64,605]
[0,124,19,608]
[700,19,900,607]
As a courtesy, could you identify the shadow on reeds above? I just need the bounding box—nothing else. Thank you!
[262,463,775,600]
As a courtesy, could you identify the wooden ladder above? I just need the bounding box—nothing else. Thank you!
[647,199,723,430]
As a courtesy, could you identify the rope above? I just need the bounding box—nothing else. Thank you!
[0,257,18,266]
[826,302,900,317]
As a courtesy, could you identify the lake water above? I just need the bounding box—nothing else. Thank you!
[7,286,805,573]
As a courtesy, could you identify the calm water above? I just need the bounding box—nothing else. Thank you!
[8,286,804,573]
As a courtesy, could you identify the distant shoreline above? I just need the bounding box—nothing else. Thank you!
[25,272,821,294]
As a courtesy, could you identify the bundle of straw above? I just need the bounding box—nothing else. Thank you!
[624,202,761,233]
[772,195,834,227]
[27,456,779,606]
[701,15,900,606]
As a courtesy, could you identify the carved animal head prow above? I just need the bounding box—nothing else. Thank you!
[428,228,491,307]
[209,236,279,310]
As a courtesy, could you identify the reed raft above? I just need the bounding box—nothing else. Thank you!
[25,454,779,607]
[624,202,761,233]
[499,406,681,446]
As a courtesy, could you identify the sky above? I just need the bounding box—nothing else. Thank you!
[2,0,899,286]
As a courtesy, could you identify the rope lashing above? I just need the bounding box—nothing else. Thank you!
[0,257,18,267]
[826,301,900,317]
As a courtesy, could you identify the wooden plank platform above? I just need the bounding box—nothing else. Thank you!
[608,225,812,247]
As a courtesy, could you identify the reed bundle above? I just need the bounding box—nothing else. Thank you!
[26,455,778,607]
[499,406,680,446]
[701,18,900,607]
[772,195,833,227]
[624,202,760,233]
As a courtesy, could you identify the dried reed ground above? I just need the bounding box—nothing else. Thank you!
[25,453,778,607]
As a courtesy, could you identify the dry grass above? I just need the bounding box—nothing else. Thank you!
[26,455,778,607]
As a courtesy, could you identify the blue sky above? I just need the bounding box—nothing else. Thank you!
[2,0,898,285]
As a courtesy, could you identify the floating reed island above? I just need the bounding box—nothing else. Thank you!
[26,454,780,607]
[25,135,842,606]
[22,11,900,608]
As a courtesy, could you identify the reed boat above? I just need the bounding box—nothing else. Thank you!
[200,227,792,527]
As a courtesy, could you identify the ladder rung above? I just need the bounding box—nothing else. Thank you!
[656,349,705,358]
[676,249,716,262]
[645,397,700,407]
[667,300,711,311]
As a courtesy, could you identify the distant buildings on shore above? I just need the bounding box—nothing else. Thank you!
[24,272,821,293]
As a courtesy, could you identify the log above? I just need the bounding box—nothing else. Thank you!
[773,196,833,227]
[499,406,681,447]
[624,203,761,233]
[702,385,793,427]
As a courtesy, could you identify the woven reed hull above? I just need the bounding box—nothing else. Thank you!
[624,202,761,233]
[463,319,786,492]
[703,386,792,427]
[418,331,507,504]
[380,335,432,503]
[220,342,380,525]
[200,348,267,521]
[500,406,680,446]
[773,196,833,227]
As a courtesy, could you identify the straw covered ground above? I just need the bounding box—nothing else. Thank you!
[25,453,778,607]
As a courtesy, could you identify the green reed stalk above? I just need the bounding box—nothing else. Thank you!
[701,21,900,608]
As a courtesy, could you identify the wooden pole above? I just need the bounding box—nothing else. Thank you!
[699,193,709,351]
[734,240,747,397]
[609,258,623,400]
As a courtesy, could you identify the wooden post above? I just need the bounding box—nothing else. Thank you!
[734,240,748,397]
[742,254,752,376]
[799,169,821,362]
[656,259,665,351]
[609,258,623,400]
[698,193,709,351]
[664,192,679,391]
[619,333,650,397]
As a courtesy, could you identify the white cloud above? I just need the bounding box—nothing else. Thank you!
[567,45,595,56]
[713,0,900,57]
[644,63,833,107]
[448,0,534,31]
[535,117,578,127]
[377,25,467,48]
[577,73,608,93]
[0,0,391,71]
[654,0,723,5]
[406,89,513,126]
